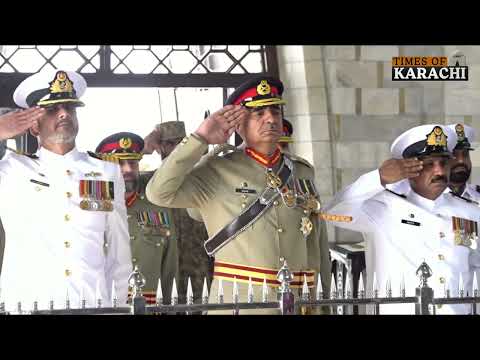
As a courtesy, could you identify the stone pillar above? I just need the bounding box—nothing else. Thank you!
[443,46,480,183]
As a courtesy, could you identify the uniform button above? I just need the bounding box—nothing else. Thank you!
[181,138,188,144]
[242,195,248,200]
[277,228,284,233]
[304,210,309,214]
[127,214,132,219]
[140,195,145,200]
[65,269,72,277]
[241,203,247,209]
[165,230,171,237]
[64,214,71,221]
[35,186,41,192]
[130,235,136,241]
[438,254,445,261]
[64,241,71,248]
[66,170,72,176]
[132,258,137,263]
[66,192,72,198]
[439,277,445,284]
[242,182,248,188]
[156,243,161,247]
[273,200,279,206]
[104,242,109,248]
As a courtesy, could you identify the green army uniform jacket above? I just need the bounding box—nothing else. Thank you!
[146,134,331,306]
[126,192,178,304]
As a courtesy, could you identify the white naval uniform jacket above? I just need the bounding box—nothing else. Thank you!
[0,147,132,312]
[324,170,480,314]
[462,183,480,203]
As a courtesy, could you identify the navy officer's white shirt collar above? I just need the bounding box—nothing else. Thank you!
[405,188,438,212]
[37,145,82,163]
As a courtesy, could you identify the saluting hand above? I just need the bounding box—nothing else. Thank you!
[143,129,161,154]
[0,107,45,141]
[194,105,248,145]
[379,158,423,186]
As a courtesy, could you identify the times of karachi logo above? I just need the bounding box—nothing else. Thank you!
[392,51,468,81]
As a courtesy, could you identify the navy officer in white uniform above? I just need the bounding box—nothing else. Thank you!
[324,124,480,314]
[0,69,132,312]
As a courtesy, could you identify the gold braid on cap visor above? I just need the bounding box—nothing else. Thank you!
[99,153,143,163]
[243,97,286,108]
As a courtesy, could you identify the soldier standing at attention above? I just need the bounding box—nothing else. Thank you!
[0,70,131,312]
[143,121,212,305]
[146,76,331,313]
[96,132,178,305]
[324,124,480,314]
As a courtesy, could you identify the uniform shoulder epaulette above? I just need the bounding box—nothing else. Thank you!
[450,191,479,205]
[287,153,313,169]
[386,188,407,198]
[6,147,39,159]
[23,153,39,160]
[213,143,238,157]
[87,151,103,160]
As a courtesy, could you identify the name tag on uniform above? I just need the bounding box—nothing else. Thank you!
[235,188,257,194]
[401,219,421,226]
[79,180,114,212]
[30,179,50,187]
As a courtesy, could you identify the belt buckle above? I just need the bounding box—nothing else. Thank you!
[259,188,277,205]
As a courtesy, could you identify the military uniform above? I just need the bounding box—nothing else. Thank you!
[126,192,178,304]
[139,171,212,305]
[171,207,212,305]
[325,125,480,314]
[0,147,132,311]
[0,70,132,312]
[96,132,179,305]
[143,121,212,305]
[146,77,331,313]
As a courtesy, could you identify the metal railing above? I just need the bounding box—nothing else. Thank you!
[1,259,479,315]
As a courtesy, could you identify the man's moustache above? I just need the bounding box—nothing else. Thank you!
[431,176,448,183]
[451,165,468,173]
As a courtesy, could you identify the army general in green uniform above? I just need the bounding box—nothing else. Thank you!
[96,132,178,304]
[146,76,331,314]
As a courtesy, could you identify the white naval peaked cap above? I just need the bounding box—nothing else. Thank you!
[13,69,87,109]
[390,124,456,159]
[447,123,476,150]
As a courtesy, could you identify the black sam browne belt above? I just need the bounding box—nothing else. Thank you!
[204,157,293,256]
